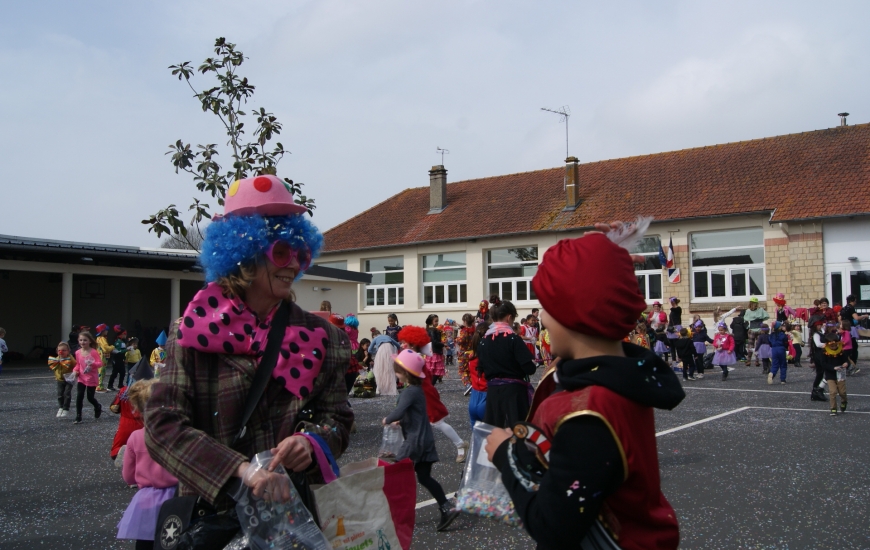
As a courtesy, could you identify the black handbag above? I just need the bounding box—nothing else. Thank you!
[154,303,291,550]
[154,497,240,550]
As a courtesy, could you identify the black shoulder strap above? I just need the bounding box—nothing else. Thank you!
[232,301,291,446]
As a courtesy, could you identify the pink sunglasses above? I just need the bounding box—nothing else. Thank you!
[265,240,311,271]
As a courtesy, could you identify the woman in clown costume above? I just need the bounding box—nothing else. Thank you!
[145,175,352,520]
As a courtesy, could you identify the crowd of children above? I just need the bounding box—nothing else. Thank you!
[624,293,866,403]
[44,343,176,547]
[25,254,863,547]
[46,327,166,423]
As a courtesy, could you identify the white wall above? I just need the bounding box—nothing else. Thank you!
[823,217,870,307]
[293,276,361,316]
[823,217,870,264]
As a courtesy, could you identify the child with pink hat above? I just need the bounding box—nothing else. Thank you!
[383,350,460,532]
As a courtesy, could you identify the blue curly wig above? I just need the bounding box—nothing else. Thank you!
[344,313,359,328]
[200,214,323,282]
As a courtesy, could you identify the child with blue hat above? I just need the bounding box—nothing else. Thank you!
[150,331,167,378]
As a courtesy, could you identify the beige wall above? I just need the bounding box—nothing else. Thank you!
[316,215,848,332]
[322,234,552,330]
[293,276,361,316]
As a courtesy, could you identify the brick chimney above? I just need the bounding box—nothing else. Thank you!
[564,156,580,210]
[428,165,447,214]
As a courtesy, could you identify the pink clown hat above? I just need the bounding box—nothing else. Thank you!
[393,349,426,378]
[224,175,307,217]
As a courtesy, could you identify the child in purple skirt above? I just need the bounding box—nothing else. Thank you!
[755,325,773,374]
[691,320,712,379]
[653,327,671,365]
[117,380,177,549]
[711,322,736,381]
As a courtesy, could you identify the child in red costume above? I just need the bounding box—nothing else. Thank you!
[485,220,684,550]
[110,387,145,462]
[109,359,154,462]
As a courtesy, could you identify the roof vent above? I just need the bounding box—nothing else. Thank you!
[838,112,849,126]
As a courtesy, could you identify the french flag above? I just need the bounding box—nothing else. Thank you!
[666,236,675,269]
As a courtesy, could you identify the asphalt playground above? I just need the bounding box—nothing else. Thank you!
[1,356,868,549]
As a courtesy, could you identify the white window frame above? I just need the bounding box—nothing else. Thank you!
[486,247,539,303]
[637,272,663,302]
[421,253,468,306]
[363,257,405,309]
[633,236,663,303]
[690,229,766,303]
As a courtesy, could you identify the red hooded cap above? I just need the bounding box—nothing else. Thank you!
[532,232,647,341]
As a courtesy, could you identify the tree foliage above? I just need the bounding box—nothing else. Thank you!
[160,226,204,250]
[142,37,315,251]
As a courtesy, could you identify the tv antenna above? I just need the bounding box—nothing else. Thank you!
[436,146,450,165]
[541,105,571,158]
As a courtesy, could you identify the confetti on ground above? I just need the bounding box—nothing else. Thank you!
[1,357,869,549]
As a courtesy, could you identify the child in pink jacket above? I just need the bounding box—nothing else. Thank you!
[840,320,859,375]
[117,379,178,549]
[712,322,737,381]
[72,332,103,424]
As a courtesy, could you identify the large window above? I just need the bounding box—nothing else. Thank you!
[364,257,404,307]
[691,228,765,300]
[422,253,467,305]
[632,236,662,301]
[487,247,538,302]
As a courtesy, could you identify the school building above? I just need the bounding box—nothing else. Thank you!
[317,121,870,333]
[0,235,368,359]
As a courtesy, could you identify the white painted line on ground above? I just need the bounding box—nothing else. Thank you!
[416,491,455,510]
[415,404,866,510]
[683,387,870,398]
[656,407,750,437]
[749,406,870,415]
[0,376,54,381]
[657,406,870,439]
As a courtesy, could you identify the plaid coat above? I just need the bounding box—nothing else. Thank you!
[145,301,353,509]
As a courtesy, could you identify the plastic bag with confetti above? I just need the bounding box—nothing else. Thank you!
[233,451,331,550]
[453,422,521,527]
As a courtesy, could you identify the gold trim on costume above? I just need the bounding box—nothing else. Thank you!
[554,410,628,482]
[525,366,557,421]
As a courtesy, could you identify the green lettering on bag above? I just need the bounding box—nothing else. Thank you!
[346,538,374,550]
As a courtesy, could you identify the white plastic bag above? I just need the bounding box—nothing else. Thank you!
[454,421,521,526]
[63,372,77,384]
[233,451,331,550]
[314,458,416,550]
[377,423,404,460]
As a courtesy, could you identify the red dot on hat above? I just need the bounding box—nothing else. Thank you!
[253,176,272,192]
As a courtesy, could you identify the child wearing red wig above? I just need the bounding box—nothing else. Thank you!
[485,220,685,550]
[398,326,468,463]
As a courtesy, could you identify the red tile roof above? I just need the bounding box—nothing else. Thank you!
[323,123,870,253]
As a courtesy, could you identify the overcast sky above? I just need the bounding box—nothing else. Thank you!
[2,1,868,248]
